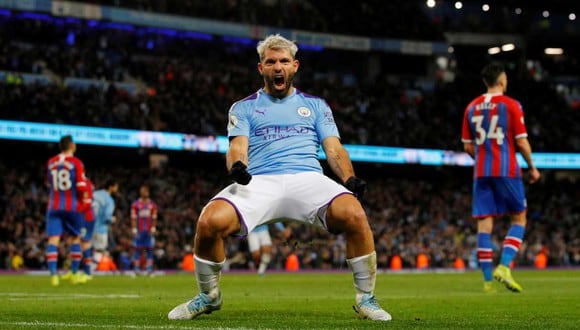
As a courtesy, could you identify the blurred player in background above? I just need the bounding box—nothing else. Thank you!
[61,177,94,283]
[168,34,391,322]
[91,179,120,273]
[45,135,88,286]
[462,62,541,293]
[79,178,95,282]
[247,223,290,275]
[130,184,158,276]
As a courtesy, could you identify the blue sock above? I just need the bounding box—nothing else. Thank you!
[146,249,154,273]
[46,244,58,275]
[133,250,141,272]
[477,233,493,281]
[70,243,82,273]
[83,248,93,275]
[500,224,525,267]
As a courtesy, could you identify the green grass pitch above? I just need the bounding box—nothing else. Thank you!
[1,269,578,329]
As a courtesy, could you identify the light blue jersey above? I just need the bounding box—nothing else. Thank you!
[91,189,116,235]
[228,88,340,175]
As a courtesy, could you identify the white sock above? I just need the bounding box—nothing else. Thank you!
[194,255,225,300]
[346,251,377,302]
[258,253,271,274]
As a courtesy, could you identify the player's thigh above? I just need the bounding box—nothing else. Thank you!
[247,233,260,252]
[134,233,154,249]
[326,193,368,232]
[82,220,95,242]
[63,211,84,237]
[198,199,242,235]
[494,177,526,214]
[472,178,497,217]
[46,210,63,237]
[257,230,272,246]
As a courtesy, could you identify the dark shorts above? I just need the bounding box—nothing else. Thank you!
[82,220,95,241]
[46,210,84,237]
[472,177,526,218]
[134,232,155,249]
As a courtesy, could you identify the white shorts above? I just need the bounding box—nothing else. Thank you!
[247,230,272,253]
[92,233,108,250]
[210,171,351,236]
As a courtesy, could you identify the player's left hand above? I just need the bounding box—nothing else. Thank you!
[345,176,366,200]
[151,227,157,235]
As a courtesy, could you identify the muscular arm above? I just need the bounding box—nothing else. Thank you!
[226,136,249,170]
[516,137,541,183]
[515,137,533,168]
[322,136,355,183]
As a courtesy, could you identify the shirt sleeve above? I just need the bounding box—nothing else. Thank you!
[511,101,528,139]
[461,106,474,143]
[315,99,340,141]
[227,101,251,138]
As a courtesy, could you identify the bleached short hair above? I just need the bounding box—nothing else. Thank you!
[256,34,298,62]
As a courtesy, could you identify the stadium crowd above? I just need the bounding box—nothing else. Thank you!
[0,4,579,273]
[1,14,578,152]
[1,153,579,272]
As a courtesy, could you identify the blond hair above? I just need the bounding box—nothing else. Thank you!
[256,34,298,61]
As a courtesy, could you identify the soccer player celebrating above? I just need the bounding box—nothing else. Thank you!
[168,34,391,321]
[45,135,88,286]
[130,184,158,276]
[461,62,541,293]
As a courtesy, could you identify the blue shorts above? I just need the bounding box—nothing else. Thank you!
[472,177,526,218]
[134,232,155,249]
[82,220,95,242]
[46,210,84,237]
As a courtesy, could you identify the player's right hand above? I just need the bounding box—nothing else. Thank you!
[528,168,541,184]
[229,160,252,185]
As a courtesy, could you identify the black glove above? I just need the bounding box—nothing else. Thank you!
[229,160,252,185]
[345,176,366,200]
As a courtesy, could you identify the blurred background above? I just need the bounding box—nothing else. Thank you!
[0,0,578,273]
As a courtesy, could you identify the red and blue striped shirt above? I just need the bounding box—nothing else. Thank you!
[462,93,528,178]
[131,199,158,233]
[46,153,88,212]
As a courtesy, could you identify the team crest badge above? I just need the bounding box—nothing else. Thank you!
[297,107,311,117]
[228,115,238,129]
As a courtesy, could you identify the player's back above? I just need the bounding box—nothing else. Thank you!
[462,93,527,178]
[46,153,86,212]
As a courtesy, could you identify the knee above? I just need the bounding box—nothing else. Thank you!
[328,204,368,234]
[195,215,219,237]
[195,204,240,237]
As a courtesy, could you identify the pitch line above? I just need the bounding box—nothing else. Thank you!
[0,321,262,330]
[2,292,140,300]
